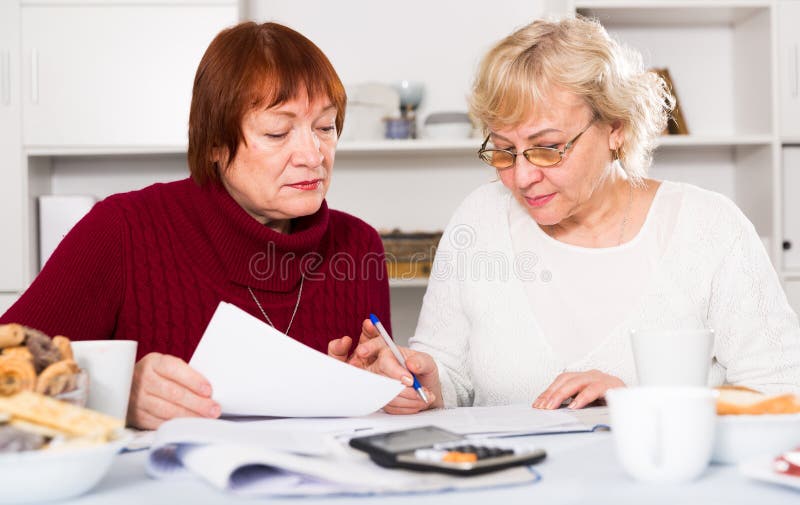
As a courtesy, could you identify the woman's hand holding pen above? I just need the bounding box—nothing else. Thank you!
[328,319,443,414]
[379,348,443,414]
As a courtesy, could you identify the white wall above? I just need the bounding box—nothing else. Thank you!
[252,0,549,123]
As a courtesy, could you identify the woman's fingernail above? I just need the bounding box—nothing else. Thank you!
[567,401,577,409]
[401,376,413,386]
[201,384,212,396]
[209,405,221,417]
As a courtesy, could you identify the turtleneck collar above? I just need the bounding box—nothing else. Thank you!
[187,180,330,293]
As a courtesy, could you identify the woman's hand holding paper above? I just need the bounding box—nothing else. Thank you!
[327,319,384,369]
[533,370,625,410]
[128,352,221,430]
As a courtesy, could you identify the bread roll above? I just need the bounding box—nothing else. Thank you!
[716,385,800,415]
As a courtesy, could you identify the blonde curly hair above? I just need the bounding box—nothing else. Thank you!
[469,16,674,183]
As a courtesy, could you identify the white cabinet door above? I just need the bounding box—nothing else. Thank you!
[784,147,800,270]
[0,1,25,291]
[779,1,800,137]
[0,293,20,315]
[21,4,237,147]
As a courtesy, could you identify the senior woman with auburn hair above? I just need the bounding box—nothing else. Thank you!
[0,22,391,428]
[331,16,800,413]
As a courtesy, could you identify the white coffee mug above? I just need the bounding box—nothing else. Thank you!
[71,340,137,420]
[607,387,717,483]
[630,329,714,386]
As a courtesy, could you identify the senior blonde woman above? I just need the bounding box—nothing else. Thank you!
[330,16,800,413]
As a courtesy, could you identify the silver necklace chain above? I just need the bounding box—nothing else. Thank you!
[618,183,634,246]
[247,274,304,336]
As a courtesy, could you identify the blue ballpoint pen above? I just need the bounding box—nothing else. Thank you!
[369,313,429,403]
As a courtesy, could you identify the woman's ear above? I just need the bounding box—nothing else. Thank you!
[211,146,229,169]
[608,120,625,151]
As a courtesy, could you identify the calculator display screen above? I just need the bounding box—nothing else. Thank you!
[363,426,463,454]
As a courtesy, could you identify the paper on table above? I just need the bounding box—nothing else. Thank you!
[254,404,603,439]
[189,302,404,417]
[153,418,332,456]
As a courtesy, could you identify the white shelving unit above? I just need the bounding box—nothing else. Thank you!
[572,0,800,316]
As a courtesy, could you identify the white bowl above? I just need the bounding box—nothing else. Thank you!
[422,123,473,140]
[0,431,131,504]
[713,413,800,464]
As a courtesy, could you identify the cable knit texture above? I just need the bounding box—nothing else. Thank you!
[0,178,391,361]
[409,182,800,408]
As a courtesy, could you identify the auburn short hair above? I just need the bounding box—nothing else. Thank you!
[188,22,346,185]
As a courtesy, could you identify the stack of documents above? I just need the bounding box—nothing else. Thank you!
[145,405,608,496]
[146,417,542,496]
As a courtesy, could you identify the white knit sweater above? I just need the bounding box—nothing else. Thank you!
[409,182,800,408]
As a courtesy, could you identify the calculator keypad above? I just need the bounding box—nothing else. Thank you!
[412,440,539,464]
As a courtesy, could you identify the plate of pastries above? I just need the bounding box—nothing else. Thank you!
[0,323,129,504]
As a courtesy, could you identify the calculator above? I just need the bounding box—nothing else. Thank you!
[349,425,546,476]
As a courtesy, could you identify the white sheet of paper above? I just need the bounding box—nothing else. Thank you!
[189,302,404,417]
[153,418,332,456]
[252,404,597,438]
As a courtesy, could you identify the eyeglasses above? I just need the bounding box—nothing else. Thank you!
[477,118,596,169]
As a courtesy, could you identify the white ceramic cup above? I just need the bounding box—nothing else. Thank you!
[607,387,717,483]
[630,329,714,386]
[71,340,137,420]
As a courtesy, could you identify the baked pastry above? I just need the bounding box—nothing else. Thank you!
[0,356,37,396]
[35,360,80,396]
[52,336,73,361]
[0,391,122,440]
[2,346,34,364]
[23,328,62,374]
[0,324,25,349]
[716,385,800,415]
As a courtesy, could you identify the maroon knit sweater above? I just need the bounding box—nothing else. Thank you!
[0,178,391,362]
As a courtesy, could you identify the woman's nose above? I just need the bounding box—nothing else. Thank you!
[290,129,324,166]
[513,156,545,187]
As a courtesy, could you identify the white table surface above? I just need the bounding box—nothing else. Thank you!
[59,429,799,505]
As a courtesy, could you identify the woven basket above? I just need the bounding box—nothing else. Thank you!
[380,230,442,278]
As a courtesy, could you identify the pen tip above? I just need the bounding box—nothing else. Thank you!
[369,313,379,324]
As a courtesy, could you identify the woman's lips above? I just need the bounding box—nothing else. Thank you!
[287,179,322,191]
[524,193,556,208]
